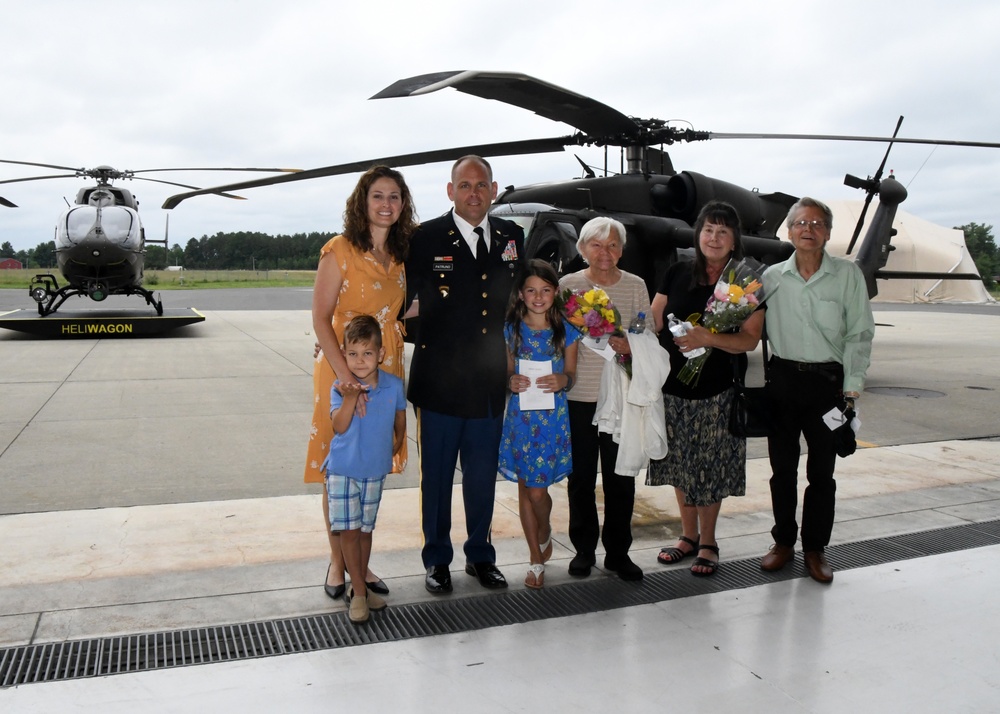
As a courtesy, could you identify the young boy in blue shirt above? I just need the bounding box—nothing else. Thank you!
[322,315,407,624]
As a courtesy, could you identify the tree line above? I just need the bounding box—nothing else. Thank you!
[148,231,333,270]
[959,223,998,288]
[0,230,337,271]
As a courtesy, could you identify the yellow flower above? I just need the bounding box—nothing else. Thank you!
[727,284,745,303]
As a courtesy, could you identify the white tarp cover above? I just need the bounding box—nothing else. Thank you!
[815,200,992,304]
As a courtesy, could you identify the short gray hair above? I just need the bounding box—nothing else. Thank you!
[785,196,833,230]
[576,216,627,256]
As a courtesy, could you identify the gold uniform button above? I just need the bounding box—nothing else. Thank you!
[482,310,487,316]
[482,328,488,334]
[482,292,488,298]
[481,273,488,280]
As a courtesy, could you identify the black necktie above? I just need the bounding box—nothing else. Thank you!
[474,226,487,266]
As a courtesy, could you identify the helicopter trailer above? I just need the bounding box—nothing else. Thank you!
[0,305,205,338]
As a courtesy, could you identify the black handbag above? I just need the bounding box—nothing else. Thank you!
[729,383,773,438]
[728,339,773,439]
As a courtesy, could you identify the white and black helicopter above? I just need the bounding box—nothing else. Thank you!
[163,71,1000,300]
[0,161,299,316]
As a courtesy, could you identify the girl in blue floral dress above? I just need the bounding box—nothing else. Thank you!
[501,260,580,589]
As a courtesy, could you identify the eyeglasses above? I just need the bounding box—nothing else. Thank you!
[791,219,829,231]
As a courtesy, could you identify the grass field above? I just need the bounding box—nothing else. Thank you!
[0,269,317,290]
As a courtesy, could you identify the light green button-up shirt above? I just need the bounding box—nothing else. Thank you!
[763,250,875,393]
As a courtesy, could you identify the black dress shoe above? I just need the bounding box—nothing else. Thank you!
[568,552,596,577]
[425,565,452,594]
[465,562,508,589]
[365,578,390,596]
[605,554,644,581]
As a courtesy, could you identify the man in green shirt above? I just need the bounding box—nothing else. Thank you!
[759,197,875,583]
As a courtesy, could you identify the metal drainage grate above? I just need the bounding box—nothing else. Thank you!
[3,518,1000,688]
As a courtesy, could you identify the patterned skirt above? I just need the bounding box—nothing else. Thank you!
[645,389,746,506]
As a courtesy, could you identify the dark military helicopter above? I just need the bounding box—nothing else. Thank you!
[0,160,299,316]
[162,71,1000,298]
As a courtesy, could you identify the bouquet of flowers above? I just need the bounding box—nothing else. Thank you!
[560,287,622,339]
[676,257,770,387]
[561,287,633,376]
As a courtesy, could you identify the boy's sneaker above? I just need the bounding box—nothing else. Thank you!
[348,589,369,624]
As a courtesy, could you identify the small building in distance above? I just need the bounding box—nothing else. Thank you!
[0,257,23,270]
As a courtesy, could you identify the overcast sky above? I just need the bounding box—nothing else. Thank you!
[2,0,998,255]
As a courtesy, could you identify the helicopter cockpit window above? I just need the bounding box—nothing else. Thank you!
[504,215,535,235]
[527,219,583,275]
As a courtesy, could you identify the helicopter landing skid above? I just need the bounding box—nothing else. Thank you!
[29,274,164,317]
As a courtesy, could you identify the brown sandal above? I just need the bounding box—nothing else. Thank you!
[691,544,720,577]
[657,535,699,565]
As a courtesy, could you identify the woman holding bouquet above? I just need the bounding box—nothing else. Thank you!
[647,200,764,577]
[559,217,650,581]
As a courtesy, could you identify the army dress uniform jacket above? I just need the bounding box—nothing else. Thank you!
[406,212,524,419]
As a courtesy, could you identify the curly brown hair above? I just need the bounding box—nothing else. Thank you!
[342,165,418,263]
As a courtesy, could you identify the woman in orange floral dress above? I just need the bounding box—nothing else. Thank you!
[304,165,417,600]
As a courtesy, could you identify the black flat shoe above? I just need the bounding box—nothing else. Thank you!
[365,578,390,596]
[324,565,346,600]
[465,562,508,589]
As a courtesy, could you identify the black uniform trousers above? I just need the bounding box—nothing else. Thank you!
[765,357,845,552]
[417,407,503,569]
[567,399,635,561]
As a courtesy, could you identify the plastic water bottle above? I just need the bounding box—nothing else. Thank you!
[628,311,647,334]
[667,313,707,357]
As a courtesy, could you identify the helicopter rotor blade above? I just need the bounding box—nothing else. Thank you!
[707,131,1000,150]
[0,196,17,208]
[162,136,571,209]
[0,158,83,172]
[129,175,246,200]
[0,173,80,186]
[372,70,642,140]
[846,116,904,255]
[0,172,246,201]
[130,167,301,175]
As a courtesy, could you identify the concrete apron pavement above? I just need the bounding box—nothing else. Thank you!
[2,303,1000,647]
[2,439,999,647]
